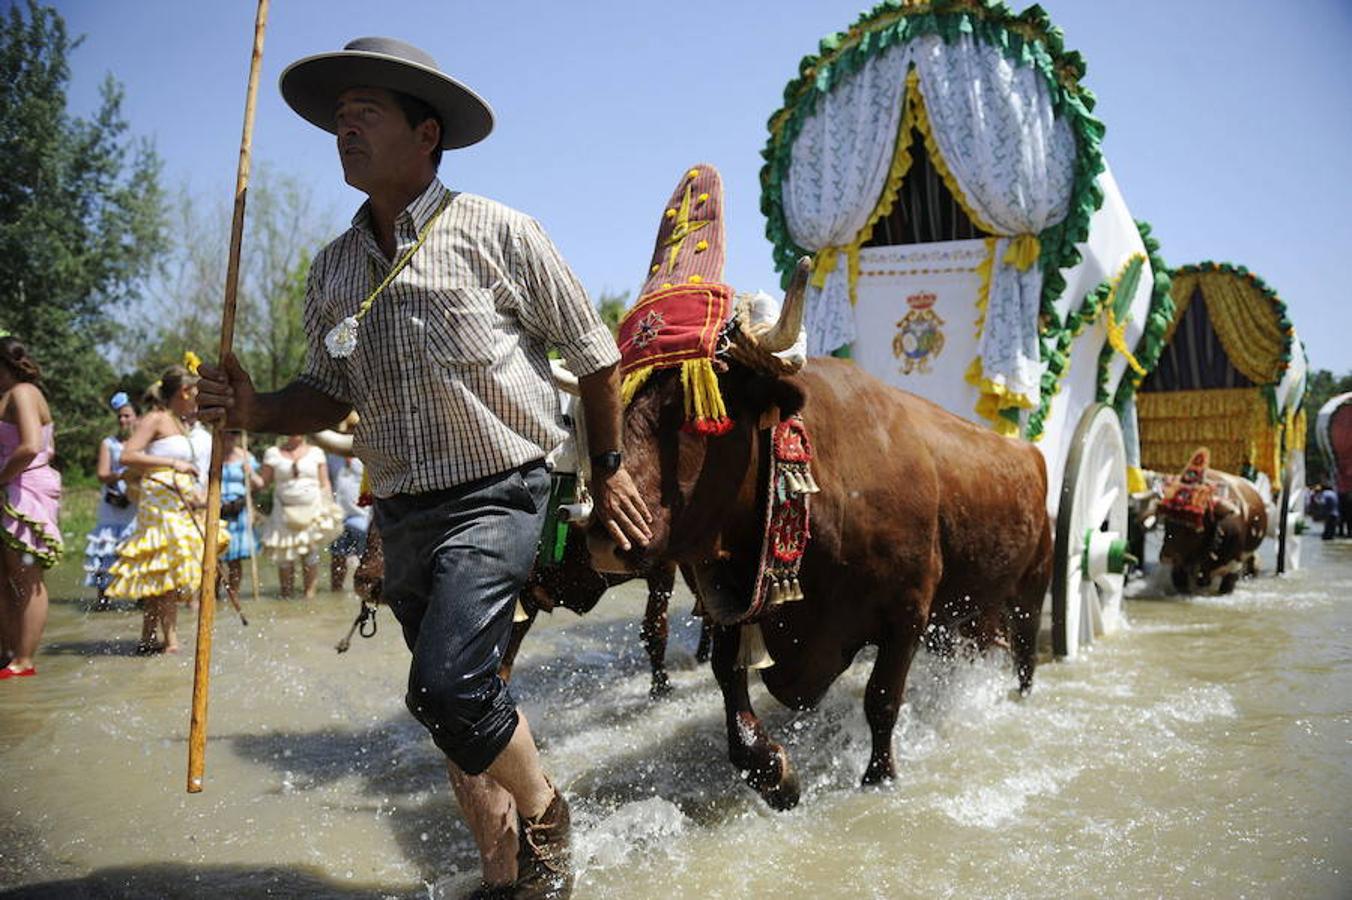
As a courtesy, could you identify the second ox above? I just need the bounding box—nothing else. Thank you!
[1157,448,1268,594]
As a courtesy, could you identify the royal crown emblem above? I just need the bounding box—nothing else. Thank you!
[892,291,945,374]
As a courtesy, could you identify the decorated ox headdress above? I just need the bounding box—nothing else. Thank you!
[617,163,810,435]
[1158,447,1215,531]
[618,164,734,434]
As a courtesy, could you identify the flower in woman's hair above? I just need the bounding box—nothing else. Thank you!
[183,350,202,374]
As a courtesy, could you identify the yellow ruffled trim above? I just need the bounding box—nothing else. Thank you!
[1137,387,1291,486]
[1166,271,1287,386]
[968,237,999,342]
[963,358,1033,437]
[962,237,1031,434]
[105,471,228,600]
[910,72,998,235]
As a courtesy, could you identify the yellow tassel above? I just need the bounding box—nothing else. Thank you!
[620,367,653,406]
[680,358,728,427]
[810,247,840,289]
[513,600,530,624]
[1002,234,1041,271]
[736,622,774,670]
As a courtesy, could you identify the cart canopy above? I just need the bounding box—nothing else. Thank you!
[1138,262,1306,486]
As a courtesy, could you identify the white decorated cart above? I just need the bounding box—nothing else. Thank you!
[760,0,1176,657]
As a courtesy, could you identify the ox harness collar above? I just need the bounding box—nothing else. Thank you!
[749,415,819,617]
[697,410,822,670]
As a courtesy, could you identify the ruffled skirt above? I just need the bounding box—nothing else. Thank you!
[260,499,343,564]
[1,466,63,569]
[106,471,228,601]
[84,516,136,587]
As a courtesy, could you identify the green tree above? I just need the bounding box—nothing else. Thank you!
[595,290,630,338]
[130,168,325,393]
[1303,368,1352,484]
[0,1,166,477]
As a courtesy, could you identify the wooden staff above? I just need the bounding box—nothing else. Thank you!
[188,0,269,794]
[241,431,263,604]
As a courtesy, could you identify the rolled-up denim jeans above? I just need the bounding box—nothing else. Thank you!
[374,460,548,774]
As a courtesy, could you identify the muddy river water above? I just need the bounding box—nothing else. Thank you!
[1,536,1348,898]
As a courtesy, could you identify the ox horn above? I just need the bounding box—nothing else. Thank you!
[728,256,809,375]
[549,358,581,396]
[754,256,809,354]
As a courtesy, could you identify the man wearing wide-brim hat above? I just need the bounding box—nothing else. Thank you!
[199,36,652,898]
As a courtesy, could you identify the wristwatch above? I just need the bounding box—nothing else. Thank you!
[591,450,623,476]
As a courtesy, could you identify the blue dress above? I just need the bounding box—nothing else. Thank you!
[221,453,259,562]
[83,436,136,588]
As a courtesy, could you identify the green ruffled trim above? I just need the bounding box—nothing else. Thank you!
[1025,220,1170,439]
[1,501,63,569]
[1165,260,1298,382]
[761,1,1106,367]
[1024,259,1120,439]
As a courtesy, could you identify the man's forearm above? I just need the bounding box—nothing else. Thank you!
[249,381,353,435]
[577,363,623,455]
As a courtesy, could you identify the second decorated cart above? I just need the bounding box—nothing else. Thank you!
[1135,262,1307,571]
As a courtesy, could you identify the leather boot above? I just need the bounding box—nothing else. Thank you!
[513,788,572,899]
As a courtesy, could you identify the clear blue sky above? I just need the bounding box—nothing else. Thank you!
[52,0,1352,373]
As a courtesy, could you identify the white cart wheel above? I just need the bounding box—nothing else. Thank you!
[1052,404,1130,659]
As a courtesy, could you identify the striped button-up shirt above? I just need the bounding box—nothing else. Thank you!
[299,178,619,498]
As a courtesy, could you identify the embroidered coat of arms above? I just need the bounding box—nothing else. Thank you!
[892,291,945,374]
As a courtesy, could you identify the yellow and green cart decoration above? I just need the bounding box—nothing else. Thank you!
[1136,262,1306,495]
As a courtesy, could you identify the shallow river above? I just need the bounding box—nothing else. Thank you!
[1,535,1349,898]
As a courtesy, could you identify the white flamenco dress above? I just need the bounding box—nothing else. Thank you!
[259,445,342,564]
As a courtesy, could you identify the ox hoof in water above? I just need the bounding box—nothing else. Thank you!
[746,744,801,811]
[861,758,896,788]
[648,671,673,700]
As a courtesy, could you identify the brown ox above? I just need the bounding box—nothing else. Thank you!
[1160,471,1267,594]
[590,269,1053,810]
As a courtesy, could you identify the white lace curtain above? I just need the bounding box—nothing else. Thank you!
[783,43,914,356]
[783,33,1078,414]
[912,34,1077,413]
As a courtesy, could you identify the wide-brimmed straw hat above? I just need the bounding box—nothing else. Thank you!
[279,37,494,149]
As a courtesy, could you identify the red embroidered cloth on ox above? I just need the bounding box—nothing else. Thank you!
[617,284,732,378]
[616,283,735,435]
[1159,447,1214,531]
